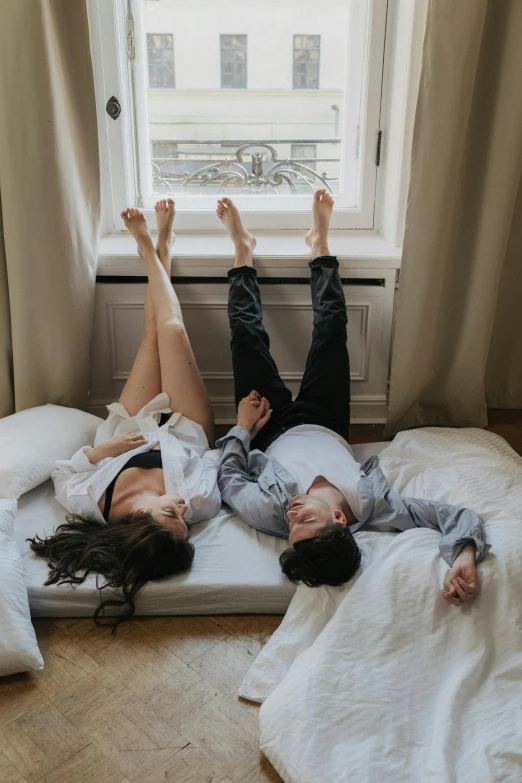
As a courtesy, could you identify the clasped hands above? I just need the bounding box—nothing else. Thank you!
[237,390,273,438]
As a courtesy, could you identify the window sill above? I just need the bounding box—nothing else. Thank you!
[97,230,402,277]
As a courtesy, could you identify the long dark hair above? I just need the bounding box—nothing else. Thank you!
[28,513,195,631]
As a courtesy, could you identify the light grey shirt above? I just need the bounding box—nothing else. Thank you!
[216,425,490,565]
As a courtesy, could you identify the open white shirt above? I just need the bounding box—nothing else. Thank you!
[52,392,221,525]
[265,424,362,519]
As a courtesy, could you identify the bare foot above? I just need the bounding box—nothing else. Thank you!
[305,189,334,258]
[121,208,155,259]
[155,198,176,254]
[216,197,257,266]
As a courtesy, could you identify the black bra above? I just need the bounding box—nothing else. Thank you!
[103,450,163,521]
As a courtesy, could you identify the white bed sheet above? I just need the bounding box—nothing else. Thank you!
[258,428,522,783]
[14,441,387,617]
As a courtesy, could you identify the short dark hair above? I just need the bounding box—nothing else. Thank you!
[279,525,361,587]
[28,513,195,631]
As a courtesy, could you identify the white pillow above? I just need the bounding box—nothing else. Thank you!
[0,404,102,499]
[0,499,44,675]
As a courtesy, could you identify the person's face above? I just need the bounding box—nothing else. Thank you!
[134,493,189,537]
[287,495,338,547]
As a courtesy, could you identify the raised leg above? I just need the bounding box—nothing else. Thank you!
[122,207,214,443]
[217,198,293,409]
[118,200,175,416]
[296,190,351,437]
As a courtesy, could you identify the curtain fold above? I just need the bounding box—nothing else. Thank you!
[384,0,522,438]
[0,0,100,418]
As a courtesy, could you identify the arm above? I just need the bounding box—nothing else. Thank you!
[52,433,148,515]
[401,496,490,566]
[216,425,289,538]
[401,496,490,606]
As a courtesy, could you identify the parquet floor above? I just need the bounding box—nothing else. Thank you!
[2,411,521,783]
[0,615,284,783]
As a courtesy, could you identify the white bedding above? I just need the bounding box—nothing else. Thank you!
[15,441,386,616]
[257,428,522,783]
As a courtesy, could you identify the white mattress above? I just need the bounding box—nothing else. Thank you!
[14,441,388,617]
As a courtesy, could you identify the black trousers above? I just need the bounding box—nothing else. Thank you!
[228,256,351,452]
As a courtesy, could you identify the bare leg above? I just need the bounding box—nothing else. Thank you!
[121,208,214,443]
[305,189,334,259]
[118,201,175,415]
[217,197,257,266]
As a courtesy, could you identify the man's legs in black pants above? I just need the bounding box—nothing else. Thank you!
[217,195,293,449]
[228,266,292,410]
[294,255,351,441]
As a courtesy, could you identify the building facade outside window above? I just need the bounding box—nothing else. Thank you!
[147,33,175,88]
[293,34,320,89]
[220,34,247,88]
[291,143,318,171]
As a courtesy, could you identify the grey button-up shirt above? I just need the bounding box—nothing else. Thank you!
[216,426,490,565]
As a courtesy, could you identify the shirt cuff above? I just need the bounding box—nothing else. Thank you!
[70,446,99,473]
[215,425,251,452]
[443,534,491,566]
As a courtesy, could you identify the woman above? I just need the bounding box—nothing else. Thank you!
[30,200,220,629]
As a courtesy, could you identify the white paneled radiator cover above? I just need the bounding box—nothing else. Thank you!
[89,269,396,423]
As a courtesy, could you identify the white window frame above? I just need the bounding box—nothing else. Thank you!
[88,0,396,235]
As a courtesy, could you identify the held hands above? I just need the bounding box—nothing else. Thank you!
[238,390,273,438]
[88,433,148,464]
[443,545,480,606]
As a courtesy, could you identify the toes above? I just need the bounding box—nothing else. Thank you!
[167,198,175,209]
[221,197,232,206]
[121,209,129,219]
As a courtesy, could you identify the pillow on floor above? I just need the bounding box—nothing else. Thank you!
[0,499,43,675]
[0,404,102,499]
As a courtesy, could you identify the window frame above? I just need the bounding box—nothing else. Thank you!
[89,0,389,233]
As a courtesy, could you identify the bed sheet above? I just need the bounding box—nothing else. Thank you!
[258,428,522,783]
[14,441,387,616]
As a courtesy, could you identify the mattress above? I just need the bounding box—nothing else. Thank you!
[14,441,388,617]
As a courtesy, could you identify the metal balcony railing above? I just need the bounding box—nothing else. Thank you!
[151,139,341,194]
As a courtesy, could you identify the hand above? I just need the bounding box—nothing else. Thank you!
[88,432,147,463]
[237,390,272,438]
[443,545,480,606]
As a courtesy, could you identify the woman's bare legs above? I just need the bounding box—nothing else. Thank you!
[121,207,215,443]
[118,201,175,415]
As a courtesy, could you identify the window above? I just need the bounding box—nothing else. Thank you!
[147,33,175,88]
[291,143,318,172]
[220,35,247,89]
[293,35,320,89]
[90,0,389,231]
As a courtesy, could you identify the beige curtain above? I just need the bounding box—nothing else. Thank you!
[384,0,522,438]
[0,0,100,418]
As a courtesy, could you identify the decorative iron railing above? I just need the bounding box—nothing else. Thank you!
[151,139,341,194]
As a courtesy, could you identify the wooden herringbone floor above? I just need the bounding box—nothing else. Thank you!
[2,412,521,783]
[0,615,284,783]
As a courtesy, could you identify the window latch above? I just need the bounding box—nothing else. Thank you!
[106,97,121,120]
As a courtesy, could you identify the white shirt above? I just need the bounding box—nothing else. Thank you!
[52,392,221,525]
[265,424,362,519]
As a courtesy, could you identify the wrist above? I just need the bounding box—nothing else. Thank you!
[87,445,107,464]
[455,544,476,562]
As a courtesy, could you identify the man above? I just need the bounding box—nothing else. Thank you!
[215,191,489,605]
